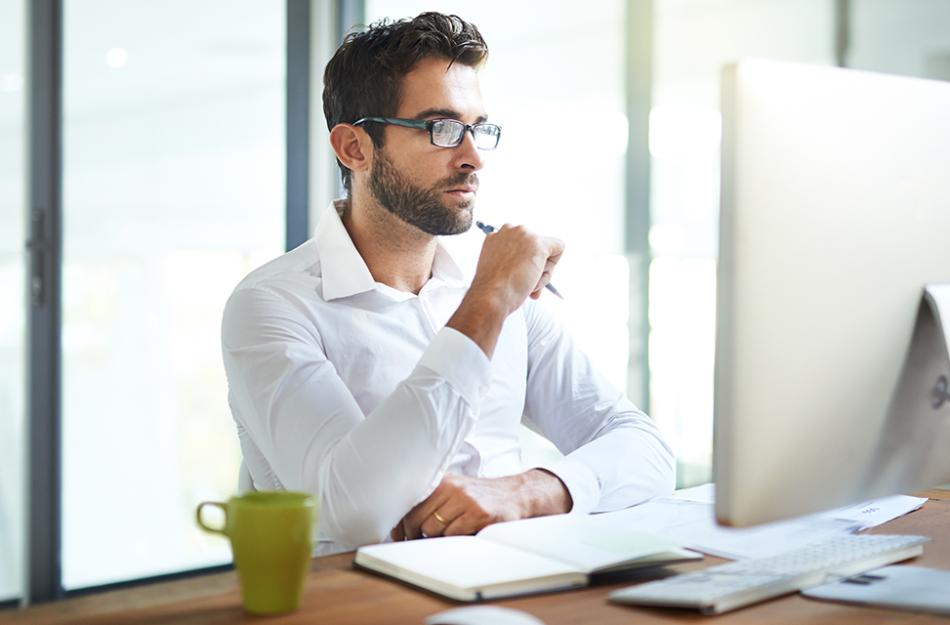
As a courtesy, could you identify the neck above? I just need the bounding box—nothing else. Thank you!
[339,193,437,295]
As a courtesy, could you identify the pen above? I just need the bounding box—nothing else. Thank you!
[475,221,565,299]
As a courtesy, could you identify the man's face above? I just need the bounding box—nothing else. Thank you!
[368,57,486,236]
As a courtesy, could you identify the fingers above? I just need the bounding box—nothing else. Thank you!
[395,473,516,541]
[442,512,493,537]
[402,503,441,541]
[390,522,405,542]
[400,482,453,540]
[531,270,552,299]
[534,240,564,299]
[479,226,564,304]
[409,487,469,539]
[540,236,565,263]
[539,244,563,281]
[443,514,470,536]
[530,236,562,299]
[418,514,444,539]
[482,225,564,265]
[396,475,473,540]
[404,509,484,539]
[419,503,464,538]
[532,232,564,268]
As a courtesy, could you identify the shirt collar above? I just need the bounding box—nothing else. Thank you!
[315,200,469,301]
[431,239,468,289]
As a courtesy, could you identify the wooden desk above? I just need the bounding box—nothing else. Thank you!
[4,489,949,625]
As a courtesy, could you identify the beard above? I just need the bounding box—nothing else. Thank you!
[369,149,478,236]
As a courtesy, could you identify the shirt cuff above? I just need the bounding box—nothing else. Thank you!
[416,326,492,407]
[533,457,601,515]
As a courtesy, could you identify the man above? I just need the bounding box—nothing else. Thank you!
[222,12,674,555]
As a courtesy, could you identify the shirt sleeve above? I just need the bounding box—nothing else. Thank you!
[521,299,676,514]
[221,286,491,549]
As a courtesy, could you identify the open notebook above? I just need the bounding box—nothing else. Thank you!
[355,512,701,601]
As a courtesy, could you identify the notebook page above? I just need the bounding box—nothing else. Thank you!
[477,513,683,573]
[356,535,581,589]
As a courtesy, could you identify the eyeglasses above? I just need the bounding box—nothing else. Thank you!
[352,117,502,150]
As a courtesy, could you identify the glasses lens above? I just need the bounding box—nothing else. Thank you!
[431,120,465,147]
[472,124,501,150]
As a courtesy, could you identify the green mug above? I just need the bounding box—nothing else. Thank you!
[196,491,316,615]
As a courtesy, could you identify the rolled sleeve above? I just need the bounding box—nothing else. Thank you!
[417,327,492,407]
[535,457,602,515]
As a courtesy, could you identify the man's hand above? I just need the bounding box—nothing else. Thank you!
[447,225,564,358]
[390,469,572,541]
[469,224,564,314]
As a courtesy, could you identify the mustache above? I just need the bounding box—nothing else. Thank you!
[438,173,479,191]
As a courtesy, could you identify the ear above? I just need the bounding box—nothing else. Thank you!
[329,124,373,176]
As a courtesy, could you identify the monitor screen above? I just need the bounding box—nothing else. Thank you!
[713,59,950,527]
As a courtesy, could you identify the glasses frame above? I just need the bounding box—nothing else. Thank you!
[352,116,501,150]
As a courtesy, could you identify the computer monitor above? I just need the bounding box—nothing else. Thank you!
[713,59,950,527]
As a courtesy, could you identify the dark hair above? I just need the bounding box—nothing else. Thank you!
[322,12,489,193]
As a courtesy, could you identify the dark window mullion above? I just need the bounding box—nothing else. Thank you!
[26,0,64,605]
[287,0,311,250]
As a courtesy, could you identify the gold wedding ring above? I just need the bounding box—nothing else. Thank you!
[432,511,449,525]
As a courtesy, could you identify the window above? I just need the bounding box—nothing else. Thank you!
[651,0,950,486]
[650,0,834,485]
[0,0,26,603]
[60,0,285,588]
[849,0,950,80]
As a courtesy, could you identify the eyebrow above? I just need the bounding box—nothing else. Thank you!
[411,107,489,124]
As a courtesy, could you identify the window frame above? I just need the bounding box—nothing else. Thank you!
[21,0,361,605]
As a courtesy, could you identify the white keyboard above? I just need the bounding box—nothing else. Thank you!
[608,534,929,615]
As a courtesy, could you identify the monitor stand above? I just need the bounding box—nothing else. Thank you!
[866,283,950,497]
[829,284,950,616]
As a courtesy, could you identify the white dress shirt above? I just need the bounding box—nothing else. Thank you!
[221,202,675,555]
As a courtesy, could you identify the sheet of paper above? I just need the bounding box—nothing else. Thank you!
[593,497,713,534]
[672,483,926,529]
[657,485,928,559]
[672,483,716,504]
[818,494,927,529]
[657,503,859,560]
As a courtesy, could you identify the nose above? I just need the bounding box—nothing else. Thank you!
[451,129,485,172]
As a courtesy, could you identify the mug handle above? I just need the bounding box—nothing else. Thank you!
[196,501,228,536]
